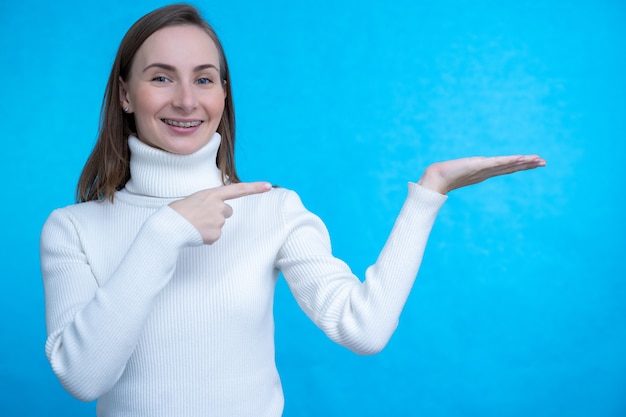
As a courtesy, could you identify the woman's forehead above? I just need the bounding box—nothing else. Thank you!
[135,25,220,68]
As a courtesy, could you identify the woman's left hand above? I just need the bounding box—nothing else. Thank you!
[418,155,546,195]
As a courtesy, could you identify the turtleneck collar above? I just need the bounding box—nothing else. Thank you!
[123,134,224,198]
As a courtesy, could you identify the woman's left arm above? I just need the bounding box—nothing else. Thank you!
[276,154,545,355]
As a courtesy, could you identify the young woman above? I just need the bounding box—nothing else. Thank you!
[40,4,545,416]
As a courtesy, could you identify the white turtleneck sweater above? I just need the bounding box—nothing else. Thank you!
[40,134,447,417]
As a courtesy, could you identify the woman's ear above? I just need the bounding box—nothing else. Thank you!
[119,77,133,113]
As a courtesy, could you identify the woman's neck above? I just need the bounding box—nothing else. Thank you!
[123,134,223,198]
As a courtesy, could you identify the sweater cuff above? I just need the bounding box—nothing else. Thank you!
[406,182,448,213]
[152,205,204,248]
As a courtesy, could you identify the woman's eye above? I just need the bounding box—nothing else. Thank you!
[196,77,214,85]
[152,76,169,83]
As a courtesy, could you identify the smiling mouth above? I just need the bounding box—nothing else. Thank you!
[162,119,202,128]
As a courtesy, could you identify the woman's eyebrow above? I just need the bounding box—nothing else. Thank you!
[142,63,218,73]
[194,64,218,72]
[143,63,175,73]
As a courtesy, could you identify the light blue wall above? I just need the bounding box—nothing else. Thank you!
[2,0,624,416]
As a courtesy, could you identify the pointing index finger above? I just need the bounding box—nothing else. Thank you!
[213,182,272,201]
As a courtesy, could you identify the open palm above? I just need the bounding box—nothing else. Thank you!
[418,155,546,195]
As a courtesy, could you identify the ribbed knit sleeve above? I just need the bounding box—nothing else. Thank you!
[40,204,203,401]
[276,183,447,355]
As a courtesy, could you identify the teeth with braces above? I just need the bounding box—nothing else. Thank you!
[163,119,202,128]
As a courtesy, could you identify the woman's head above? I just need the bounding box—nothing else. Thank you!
[120,24,227,155]
[77,4,239,202]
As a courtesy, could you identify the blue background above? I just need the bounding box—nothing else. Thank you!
[2,0,625,416]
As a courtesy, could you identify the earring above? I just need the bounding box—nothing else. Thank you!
[123,106,129,113]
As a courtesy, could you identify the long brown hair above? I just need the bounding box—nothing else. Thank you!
[76,3,239,203]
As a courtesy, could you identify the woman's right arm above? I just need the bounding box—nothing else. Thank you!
[40,205,202,401]
[41,182,269,401]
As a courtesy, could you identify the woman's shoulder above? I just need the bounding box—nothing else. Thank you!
[49,199,112,215]
[239,185,306,210]
[231,185,316,224]
[43,199,115,229]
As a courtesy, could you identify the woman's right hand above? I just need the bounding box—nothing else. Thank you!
[169,182,272,244]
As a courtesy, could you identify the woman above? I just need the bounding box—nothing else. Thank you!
[40,4,545,417]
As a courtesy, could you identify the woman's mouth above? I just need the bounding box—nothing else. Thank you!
[162,119,202,128]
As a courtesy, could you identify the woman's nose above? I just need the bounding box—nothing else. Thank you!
[172,83,198,112]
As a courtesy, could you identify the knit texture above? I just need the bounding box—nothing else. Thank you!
[41,133,447,417]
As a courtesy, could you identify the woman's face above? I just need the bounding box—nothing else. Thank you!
[120,25,226,155]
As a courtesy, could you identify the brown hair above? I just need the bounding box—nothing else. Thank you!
[76,3,239,202]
